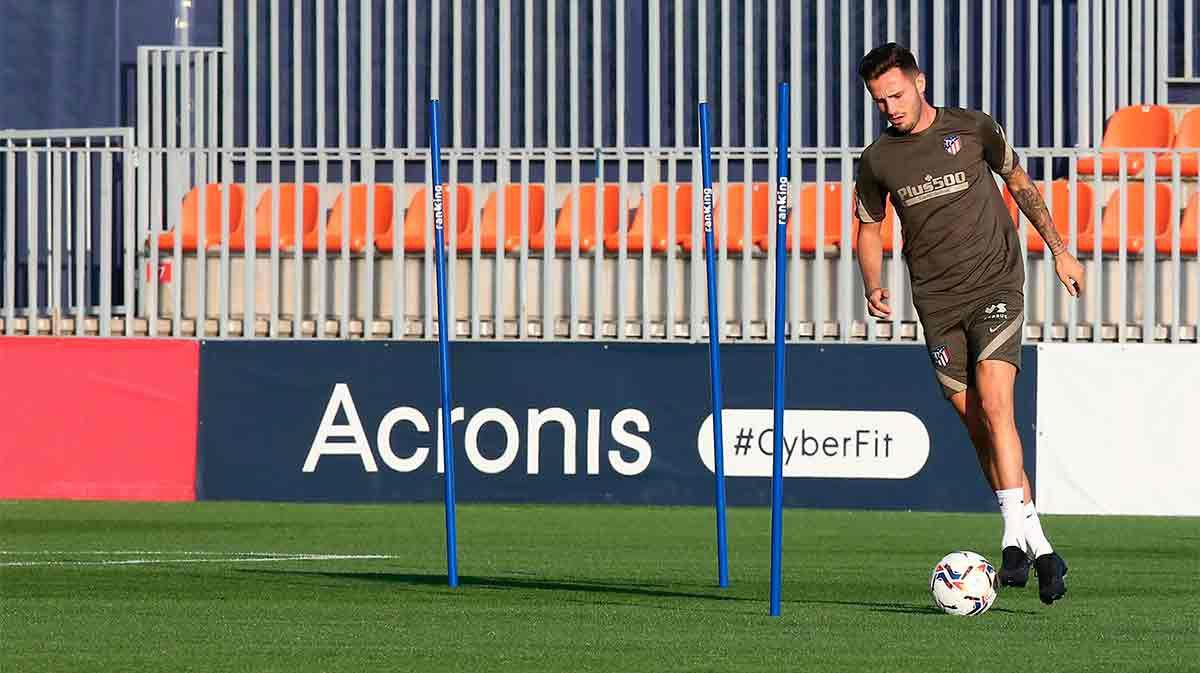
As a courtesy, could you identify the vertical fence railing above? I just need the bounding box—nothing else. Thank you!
[2,144,1197,344]
[208,1,1176,157]
[2,142,1190,343]
[0,130,136,336]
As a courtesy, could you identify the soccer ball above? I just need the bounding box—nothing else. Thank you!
[929,551,998,616]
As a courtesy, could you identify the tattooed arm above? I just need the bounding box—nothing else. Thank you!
[977,111,1084,296]
[1003,165,1085,297]
[1005,165,1067,257]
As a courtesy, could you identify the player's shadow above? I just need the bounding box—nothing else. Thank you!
[240,569,749,603]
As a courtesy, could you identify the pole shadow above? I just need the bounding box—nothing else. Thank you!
[238,568,749,603]
[238,570,1038,615]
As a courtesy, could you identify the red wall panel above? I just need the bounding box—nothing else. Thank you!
[0,338,199,501]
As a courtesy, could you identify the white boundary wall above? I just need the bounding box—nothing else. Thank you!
[1036,343,1200,516]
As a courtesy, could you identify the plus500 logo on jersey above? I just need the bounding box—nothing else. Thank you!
[301,384,652,476]
[895,171,969,206]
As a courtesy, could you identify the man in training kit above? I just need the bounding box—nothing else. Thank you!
[854,43,1082,605]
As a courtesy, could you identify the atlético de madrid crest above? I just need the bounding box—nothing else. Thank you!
[943,134,961,155]
[931,344,951,367]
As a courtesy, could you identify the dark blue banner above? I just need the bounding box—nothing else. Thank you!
[197,341,1036,511]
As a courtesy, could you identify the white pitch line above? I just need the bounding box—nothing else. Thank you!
[0,550,333,556]
[0,554,397,568]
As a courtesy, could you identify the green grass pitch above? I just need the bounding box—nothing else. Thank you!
[2,502,1196,672]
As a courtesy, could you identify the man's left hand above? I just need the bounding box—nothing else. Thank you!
[1054,251,1085,297]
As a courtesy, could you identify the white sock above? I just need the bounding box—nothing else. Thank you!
[996,488,1026,551]
[1023,501,1054,558]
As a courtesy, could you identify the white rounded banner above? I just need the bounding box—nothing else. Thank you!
[696,409,931,479]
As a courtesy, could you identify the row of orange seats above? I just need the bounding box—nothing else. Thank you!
[738,180,1198,256]
[1078,105,1200,177]
[157,183,533,253]
[157,179,1199,257]
[157,182,851,255]
[1000,181,1199,255]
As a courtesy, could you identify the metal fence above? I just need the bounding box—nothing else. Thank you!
[1169,0,1200,80]
[1,1,1198,344]
[0,129,136,337]
[208,0,1165,153]
[1,142,1197,344]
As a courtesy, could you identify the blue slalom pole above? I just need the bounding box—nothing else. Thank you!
[430,99,458,588]
[698,102,729,589]
[769,83,790,617]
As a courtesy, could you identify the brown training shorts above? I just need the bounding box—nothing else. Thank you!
[918,290,1024,398]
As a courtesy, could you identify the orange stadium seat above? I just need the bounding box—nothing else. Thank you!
[782,183,898,255]
[1077,105,1174,176]
[304,184,394,253]
[682,182,769,254]
[239,184,319,252]
[1163,191,1200,256]
[470,184,546,253]
[788,183,850,253]
[157,183,245,251]
[382,184,474,253]
[540,184,622,254]
[1154,107,1200,177]
[1079,182,1173,255]
[608,183,693,253]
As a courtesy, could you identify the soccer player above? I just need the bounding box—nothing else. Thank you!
[853,43,1080,605]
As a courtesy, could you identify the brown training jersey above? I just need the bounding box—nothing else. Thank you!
[855,107,1024,314]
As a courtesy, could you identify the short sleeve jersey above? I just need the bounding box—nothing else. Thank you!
[855,107,1024,314]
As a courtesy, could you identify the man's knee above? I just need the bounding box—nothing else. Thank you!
[978,391,1012,428]
[974,361,1016,428]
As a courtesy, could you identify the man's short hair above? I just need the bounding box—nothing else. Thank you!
[858,43,920,82]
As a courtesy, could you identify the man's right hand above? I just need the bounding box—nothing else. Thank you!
[866,287,892,319]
